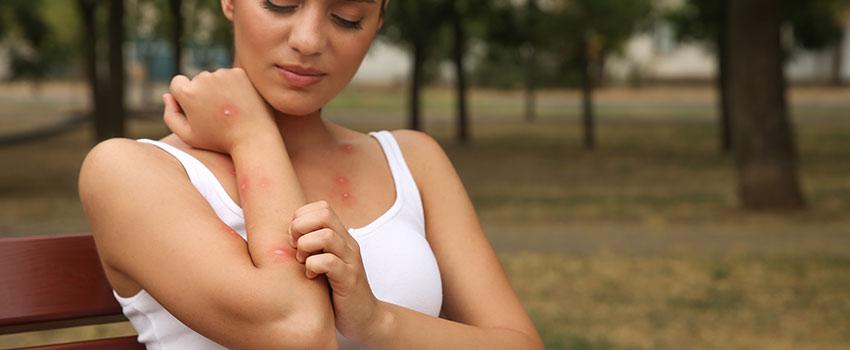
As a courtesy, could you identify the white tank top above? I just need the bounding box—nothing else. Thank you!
[114,131,443,349]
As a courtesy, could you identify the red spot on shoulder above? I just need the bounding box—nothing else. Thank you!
[340,144,354,153]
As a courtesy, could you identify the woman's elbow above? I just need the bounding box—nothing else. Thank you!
[267,310,338,350]
[217,303,337,349]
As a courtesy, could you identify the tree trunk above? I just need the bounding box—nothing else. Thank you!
[104,0,126,141]
[717,0,733,154]
[77,0,107,143]
[523,0,539,123]
[451,7,469,143]
[524,46,537,123]
[727,0,804,210]
[409,44,423,131]
[832,42,845,87]
[580,38,596,150]
[170,0,183,75]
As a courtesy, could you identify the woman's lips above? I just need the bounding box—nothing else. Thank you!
[275,65,327,88]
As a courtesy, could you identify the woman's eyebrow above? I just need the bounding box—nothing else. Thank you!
[344,0,376,4]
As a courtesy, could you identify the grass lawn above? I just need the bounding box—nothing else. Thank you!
[1,82,849,349]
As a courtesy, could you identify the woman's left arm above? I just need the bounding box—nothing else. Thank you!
[364,130,544,349]
[288,129,544,349]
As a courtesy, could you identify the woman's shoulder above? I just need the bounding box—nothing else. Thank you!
[80,137,174,178]
[386,129,457,188]
[80,136,188,181]
[78,136,195,207]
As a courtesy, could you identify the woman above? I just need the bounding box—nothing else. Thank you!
[79,0,543,348]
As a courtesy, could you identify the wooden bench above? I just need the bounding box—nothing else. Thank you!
[0,234,144,349]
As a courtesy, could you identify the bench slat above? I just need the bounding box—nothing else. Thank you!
[16,335,144,350]
[0,234,124,331]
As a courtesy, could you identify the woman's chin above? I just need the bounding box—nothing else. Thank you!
[270,101,321,117]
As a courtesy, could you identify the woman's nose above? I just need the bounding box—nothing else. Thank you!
[288,7,327,57]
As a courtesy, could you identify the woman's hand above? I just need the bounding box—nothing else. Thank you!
[163,68,275,154]
[289,200,388,342]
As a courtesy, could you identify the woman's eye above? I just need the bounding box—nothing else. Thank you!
[263,0,363,30]
[263,0,297,13]
[332,14,363,30]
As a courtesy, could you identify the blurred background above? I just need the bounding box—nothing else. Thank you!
[1,0,849,348]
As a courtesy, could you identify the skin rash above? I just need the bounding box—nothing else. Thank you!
[219,103,239,123]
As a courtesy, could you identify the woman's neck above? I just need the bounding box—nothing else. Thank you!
[274,110,338,157]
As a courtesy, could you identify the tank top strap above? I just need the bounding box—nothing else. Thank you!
[368,131,424,219]
[136,139,246,224]
[137,139,207,184]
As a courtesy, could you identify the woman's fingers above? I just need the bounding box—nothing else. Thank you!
[164,74,193,142]
[168,75,192,102]
[162,93,193,140]
[289,201,331,247]
[290,202,354,247]
[304,253,352,285]
[293,200,333,221]
[295,228,350,263]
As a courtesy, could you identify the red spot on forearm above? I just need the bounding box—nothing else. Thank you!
[259,177,271,189]
[268,246,296,263]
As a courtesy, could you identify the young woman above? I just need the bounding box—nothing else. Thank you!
[79,0,543,348]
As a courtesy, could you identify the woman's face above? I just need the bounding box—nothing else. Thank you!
[222,0,383,116]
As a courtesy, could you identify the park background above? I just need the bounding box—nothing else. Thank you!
[1,0,849,348]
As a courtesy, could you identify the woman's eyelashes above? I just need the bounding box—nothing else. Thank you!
[263,0,297,13]
[263,0,364,31]
[332,14,364,30]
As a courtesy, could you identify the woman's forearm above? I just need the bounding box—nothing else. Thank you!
[230,131,306,266]
[366,302,544,350]
[227,131,339,348]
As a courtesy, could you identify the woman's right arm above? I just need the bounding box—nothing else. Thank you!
[79,138,338,350]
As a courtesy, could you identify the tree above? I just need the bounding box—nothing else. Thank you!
[106,0,127,140]
[0,0,70,90]
[785,0,850,86]
[450,0,469,142]
[381,0,453,131]
[169,0,184,75]
[667,0,732,153]
[484,0,547,123]
[671,0,850,153]
[446,0,491,142]
[550,0,653,150]
[76,0,126,142]
[727,0,805,210]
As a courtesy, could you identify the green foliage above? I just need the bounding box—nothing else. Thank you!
[786,0,849,50]
[381,0,452,49]
[664,0,723,45]
[0,0,77,80]
[548,0,655,57]
[670,0,850,51]
[474,0,653,88]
